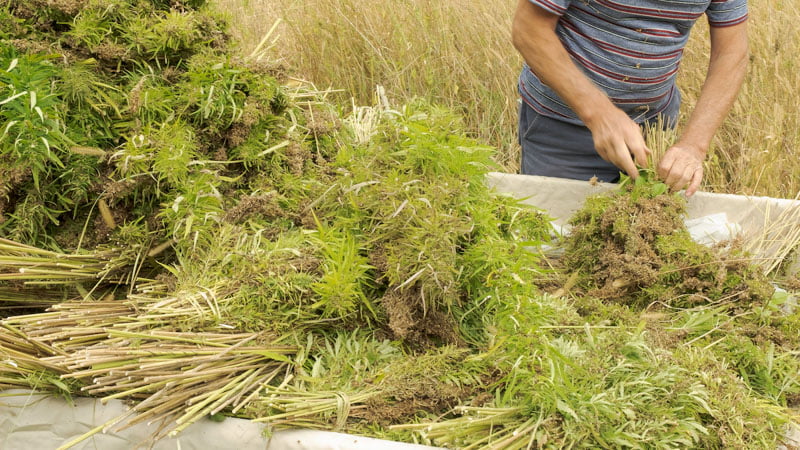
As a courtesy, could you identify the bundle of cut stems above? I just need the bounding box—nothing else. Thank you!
[390,406,531,450]
[252,385,380,431]
[3,284,236,352]
[0,284,298,440]
[742,197,800,275]
[0,288,67,308]
[3,300,140,352]
[54,331,295,437]
[0,237,134,286]
[0,322,297,440]
[0,323,68,389]
[129,285,237,325]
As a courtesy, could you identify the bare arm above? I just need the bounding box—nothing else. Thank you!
[511,0,649,179]
[657,21,748,196]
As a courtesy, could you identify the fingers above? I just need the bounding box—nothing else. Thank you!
[685,166,703,197]
[661,158,683,189]
[663,161,694,192]
[594,143,611,163]
[676,164,695,191]
[628,138,650,169]
[594,130,646,179]
[586,108,651,178]
[656,151,674,180]
[623,120,650,169]
[613,139,639,179]
[657,146,704,195]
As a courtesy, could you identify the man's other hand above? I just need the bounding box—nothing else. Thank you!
[585,107,651,180]
[657,144,705,196]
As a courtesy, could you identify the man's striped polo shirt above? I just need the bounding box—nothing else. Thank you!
[518,0,748,125]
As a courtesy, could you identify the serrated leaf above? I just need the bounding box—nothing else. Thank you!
[651,183,668,196]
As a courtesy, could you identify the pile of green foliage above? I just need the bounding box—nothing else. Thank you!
[0,1,799,448]
[0,0,236,245]
[387,175,800,448]
[562,172,774,307]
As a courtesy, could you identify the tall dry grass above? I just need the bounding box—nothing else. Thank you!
[679,0,800,196]
[216,0,800,198]
[217,0,521,168]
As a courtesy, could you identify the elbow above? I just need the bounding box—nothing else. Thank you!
[511,19,526,53]
[708,43,749,80]
[710,23,749,74]
[733,37,749,70]
[740,42,750,70]
[512,15,538,57]
[738,53,749,78]
[511,4,559,58]
[730,43,749,79]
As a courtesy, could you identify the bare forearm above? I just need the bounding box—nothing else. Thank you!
[678,22,749,157]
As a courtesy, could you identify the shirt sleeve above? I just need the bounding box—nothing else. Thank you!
[528,0,573,16]
[706,0,748,27]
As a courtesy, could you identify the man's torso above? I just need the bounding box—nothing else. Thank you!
[519,0,747,124]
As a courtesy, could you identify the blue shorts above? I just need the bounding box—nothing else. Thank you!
[518,98,680,183]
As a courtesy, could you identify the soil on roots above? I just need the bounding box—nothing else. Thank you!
[223,193,283,224]
[381,289,462,348]
[353,348,478,425]
[358,381,465,424]
[561,184,773,308]
[0,165,30,223]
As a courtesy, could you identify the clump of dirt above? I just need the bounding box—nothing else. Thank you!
[355,348,475,424]
[360,383,463,424]
[6,39,55,56]
[91,42,130,62]
[381,289,462,347]
[225,122,252,149]
[0,165,30,222]
[223,193,282,224]
[285,143,311,176]
[212,146,228,161]
[92,203,131,243]
[561,175,774,308]
[155,272,178,292]
[28,0,85,16]
[368,244,389,273]
[306,104,341,137]
[8,0,84,20]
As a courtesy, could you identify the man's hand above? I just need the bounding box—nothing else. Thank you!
[585,107,651,179]
[657,144,704,196]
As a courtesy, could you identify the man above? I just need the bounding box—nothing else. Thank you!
[512,0,748,196]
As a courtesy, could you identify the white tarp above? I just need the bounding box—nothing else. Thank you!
[0,390,437,449]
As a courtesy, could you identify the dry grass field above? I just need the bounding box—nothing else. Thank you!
[216,0,800,198]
